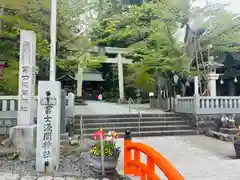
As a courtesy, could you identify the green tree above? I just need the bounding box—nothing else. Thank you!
[0,0,50,93]
[90,0,240,94]
[189,2,240,52]
[90,0,189,93]
[0,61,19,95]
[0,0,102,94]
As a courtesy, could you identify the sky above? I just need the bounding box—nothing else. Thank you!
[193,0,240,13]
[176,0,240,42]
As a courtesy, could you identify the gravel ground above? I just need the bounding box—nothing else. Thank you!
[0,152,128,179]
[0,139,129,180]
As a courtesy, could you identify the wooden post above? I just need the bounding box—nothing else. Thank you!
[100,134,105,176]
[147,157,154,175]
[134,150,141,176]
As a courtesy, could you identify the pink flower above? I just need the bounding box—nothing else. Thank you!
[92,130,105,140]
[236,130,240,137]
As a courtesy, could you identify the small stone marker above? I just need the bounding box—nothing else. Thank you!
[66,92,75,118]
[36,81,61,172]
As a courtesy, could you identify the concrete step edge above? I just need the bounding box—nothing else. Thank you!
[75,113,176,117]
[78,125,191,131]
[75,116,184,121]
[81,129,197,137]
[76,120,189,126]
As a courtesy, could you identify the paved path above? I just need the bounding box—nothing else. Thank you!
[75,101,168,115]
[116,135,239,180]
[1,136,238,179]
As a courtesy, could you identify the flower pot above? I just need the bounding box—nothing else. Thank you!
[233,139,240,158]
[88,151,120,174]
[85,139,97,150]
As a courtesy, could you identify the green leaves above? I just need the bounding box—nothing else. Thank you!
[190,2,240,52]
[37,39,49,58]
[89,0,190,92]
[0,61,19,95]
[0,0,102,94]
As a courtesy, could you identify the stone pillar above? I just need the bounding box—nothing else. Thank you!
[117,53,124,100]
[208,72,219,96]
[9,30,37,161]
[60,90,66,134]
[36,81,61,172]
[66,93,75,118]
[194,76,199,94]
[17,30,36,125]
[76,65,83,97]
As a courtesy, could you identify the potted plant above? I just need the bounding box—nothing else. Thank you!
[88,130,120,173]
[233,128,240,158]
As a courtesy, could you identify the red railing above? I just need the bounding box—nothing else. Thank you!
[124,135,184,180]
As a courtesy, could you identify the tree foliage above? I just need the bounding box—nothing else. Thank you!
[90,0,240,93]
[189,2,240,52]
[0,60,19,95]
[90,0,190,92]
[0,0,102,94]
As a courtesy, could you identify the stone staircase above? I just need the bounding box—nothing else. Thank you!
[74,113,197,138]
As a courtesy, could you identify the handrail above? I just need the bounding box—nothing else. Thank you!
[128,97,135,105]
[124,131,184,180]
[128,97,135,114]
[127,161,160,180]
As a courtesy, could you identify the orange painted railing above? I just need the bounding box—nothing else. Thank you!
[124,131,184,180]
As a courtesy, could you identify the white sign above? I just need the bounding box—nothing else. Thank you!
[36,81,61,172]
[149,92,154,97]
[17,30,36,125]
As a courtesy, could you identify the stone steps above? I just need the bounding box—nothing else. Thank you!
[75,120,189,129]
[75,113,175,119]
[82,129,197,138]
[74,113,195,137]
[220,128,238,135]
[76,125,191,135]
[74,116,184,124]
[74,113,196,138]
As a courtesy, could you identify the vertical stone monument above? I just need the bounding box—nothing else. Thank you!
[36,81,61,172]
[17,30,36,125]
[66,92,75,119]
[60,90,67,134]
[9,30,37,160]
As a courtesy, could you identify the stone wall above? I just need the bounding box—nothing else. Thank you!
[181,113,240,136]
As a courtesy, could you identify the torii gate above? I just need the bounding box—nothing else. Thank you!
[75,46,132,101]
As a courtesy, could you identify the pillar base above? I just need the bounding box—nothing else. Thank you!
[9,125,37,161]
[117,98,127,104]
